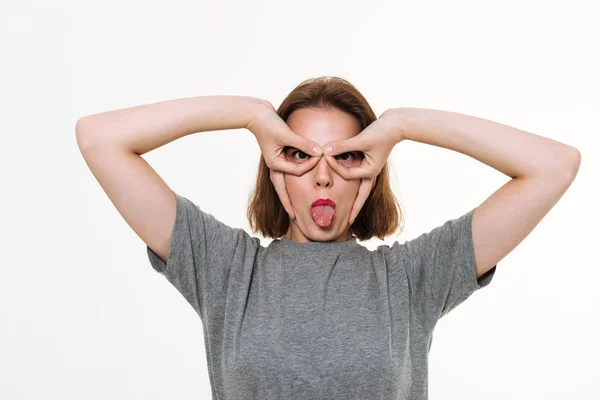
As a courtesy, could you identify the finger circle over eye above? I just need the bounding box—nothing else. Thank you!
[324,156,349,177]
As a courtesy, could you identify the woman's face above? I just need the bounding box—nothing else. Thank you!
[283,107,370,242]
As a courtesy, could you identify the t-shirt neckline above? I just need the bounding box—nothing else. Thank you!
[275,236,361,252]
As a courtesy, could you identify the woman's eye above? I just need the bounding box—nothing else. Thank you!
[335,152,352,162]
[335,152,361,163]
[291,150,311,161]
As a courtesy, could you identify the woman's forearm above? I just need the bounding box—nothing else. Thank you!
[75,95,267,155]
[391,107,581,179]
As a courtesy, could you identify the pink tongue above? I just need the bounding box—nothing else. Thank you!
[311,205,335,227]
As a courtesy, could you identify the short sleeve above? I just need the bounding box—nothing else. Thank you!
[146,191,259,320]
[395,208,496,330]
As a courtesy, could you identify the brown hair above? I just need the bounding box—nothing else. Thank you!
[246,76,403,241]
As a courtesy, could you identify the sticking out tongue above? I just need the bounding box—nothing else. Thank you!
[311,205,335,227]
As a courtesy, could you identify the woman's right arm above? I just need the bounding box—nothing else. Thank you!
[75,95,268,263]
[75,95,268,155]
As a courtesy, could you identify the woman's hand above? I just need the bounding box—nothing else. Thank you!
[322,108,406,225]
[246,101,324,220]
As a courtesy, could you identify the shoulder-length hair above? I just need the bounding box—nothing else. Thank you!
[247,76,403,241]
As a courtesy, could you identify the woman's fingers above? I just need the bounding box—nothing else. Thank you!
[348,177,375,225]
[270,169,295,220]
[270,155,321,176]
[324,133,368,157]
[274,121,323,157]
[323,155,350,177]
[286,129,323,157]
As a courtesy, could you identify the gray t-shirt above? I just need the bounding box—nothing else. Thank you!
[147,191,496,399]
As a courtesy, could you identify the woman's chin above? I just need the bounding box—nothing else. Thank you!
[309,229,336,240]
[308,223,345,242]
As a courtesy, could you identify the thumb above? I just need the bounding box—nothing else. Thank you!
[324,135,367,157]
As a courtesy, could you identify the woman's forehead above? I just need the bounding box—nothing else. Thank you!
[287,107,361,145]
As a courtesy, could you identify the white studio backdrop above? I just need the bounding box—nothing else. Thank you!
[1,0,598,399]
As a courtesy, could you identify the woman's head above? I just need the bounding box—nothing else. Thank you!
[247,76,402,241]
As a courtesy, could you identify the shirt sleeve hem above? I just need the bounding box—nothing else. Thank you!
[460,208,497,295]
[146,191,188,275]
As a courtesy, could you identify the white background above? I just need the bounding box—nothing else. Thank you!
[2,0,599,398]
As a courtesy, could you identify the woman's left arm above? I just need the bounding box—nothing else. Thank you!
[391,107,581,279]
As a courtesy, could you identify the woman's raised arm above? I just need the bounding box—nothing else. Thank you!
[76,95,267,155]
[75,95,269,263]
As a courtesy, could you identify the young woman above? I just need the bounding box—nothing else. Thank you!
[76,76,580,399]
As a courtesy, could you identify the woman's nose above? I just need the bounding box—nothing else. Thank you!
[314,156,333,187]
[316,179,331,187]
